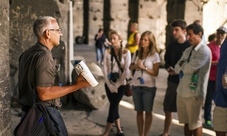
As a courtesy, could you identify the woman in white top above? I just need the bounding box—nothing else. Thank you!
[102,30,131,136]
[129,31,160,136]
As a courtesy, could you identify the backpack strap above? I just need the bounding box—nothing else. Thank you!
[131,50,139,77]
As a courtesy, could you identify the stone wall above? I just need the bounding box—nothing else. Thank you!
[73,0,182,49]
[184,0,202,27]
[203,0,227,41]
[185,0,227,43]
[166,0,186,47]
[139,0,167,49]
[128,0,139,36]
[110,0,130,42]
[73,0,84,42]
[78,0,131,45]
[89,0,104,45]
[74,0,167,47]
[0,0,11,135]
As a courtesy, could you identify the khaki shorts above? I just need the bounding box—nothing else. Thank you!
[213,106,227,132]
[177,96,203,130]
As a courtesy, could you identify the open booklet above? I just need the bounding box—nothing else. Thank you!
[71,60,98,87]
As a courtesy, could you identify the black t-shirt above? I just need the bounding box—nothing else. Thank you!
[18,42,57,107]
[94,33,106,48]
[164,40,191,83]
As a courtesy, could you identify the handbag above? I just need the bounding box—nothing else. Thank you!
[125,79,132,97]
[111,49,132,97]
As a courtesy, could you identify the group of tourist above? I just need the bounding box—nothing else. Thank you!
[98,20,227,136]
[101,24,160,136]
[15,15,227,136]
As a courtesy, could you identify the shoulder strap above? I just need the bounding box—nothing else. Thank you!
[111,48,123,73]
[135,50,138,56]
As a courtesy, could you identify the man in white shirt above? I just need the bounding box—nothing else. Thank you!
[174,23,211,136]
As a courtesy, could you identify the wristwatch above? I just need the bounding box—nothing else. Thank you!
[144,67,147,71]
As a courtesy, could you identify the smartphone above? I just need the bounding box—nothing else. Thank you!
[167,68,173,72]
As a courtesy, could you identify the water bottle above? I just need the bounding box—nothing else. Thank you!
[190,73,198,91]
[223,66,227,89]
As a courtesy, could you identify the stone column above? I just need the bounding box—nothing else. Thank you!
[0,0,11,135]
[128,0,139,37]
[88,0,104,45]
[73,0,84,44]
[55,0,71,85]
[103,0,111,36]
[184,0,202,25]
[110,0,130,42]
[139,0,167,50]
[83,0,89,44]
[166,0,186,47]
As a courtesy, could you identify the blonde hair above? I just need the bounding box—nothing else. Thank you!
[131,22,138,30]
[138,31,159,59]
[109,30,124,61]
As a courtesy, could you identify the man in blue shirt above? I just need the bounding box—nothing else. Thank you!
[213,38,227,136]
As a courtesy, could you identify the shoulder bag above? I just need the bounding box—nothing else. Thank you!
[111,49,132,97]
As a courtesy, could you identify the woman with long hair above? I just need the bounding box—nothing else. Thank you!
[129,31,160,136]
[102,30,131,136]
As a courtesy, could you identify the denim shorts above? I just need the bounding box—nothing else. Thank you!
[132,86,156,112]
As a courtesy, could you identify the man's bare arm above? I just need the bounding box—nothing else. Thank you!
[36,74,90,101]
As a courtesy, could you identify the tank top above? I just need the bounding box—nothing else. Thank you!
[127,31,139,54]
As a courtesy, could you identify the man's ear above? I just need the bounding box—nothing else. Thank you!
[44,29,51,39]
[198,31,203,38]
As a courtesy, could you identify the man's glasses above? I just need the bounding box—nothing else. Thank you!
[48,28,62,34]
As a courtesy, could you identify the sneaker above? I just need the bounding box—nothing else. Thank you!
[205,120,212,128]
[117,132,125,136]
[97,61,101,65]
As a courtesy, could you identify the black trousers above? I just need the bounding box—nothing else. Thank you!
[105,83,126,123]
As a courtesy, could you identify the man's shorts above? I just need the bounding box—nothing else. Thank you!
[132,86,156,112]
[177,95,203,130]
[213,106,227,132]
[163,81,178,112]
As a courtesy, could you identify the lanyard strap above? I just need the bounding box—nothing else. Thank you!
[140,53,149,77]
[111,48,123,73]
[187,48,194,62]
[187,48,199,74]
